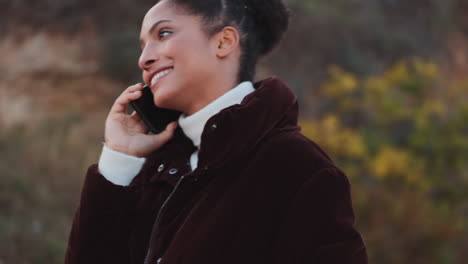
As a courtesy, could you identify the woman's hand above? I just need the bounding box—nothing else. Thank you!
[104,83,178,157]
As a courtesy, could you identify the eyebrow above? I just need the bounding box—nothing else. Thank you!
[140,20,173,47]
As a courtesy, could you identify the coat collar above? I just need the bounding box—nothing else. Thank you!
[199,76,299,169]
[178,81,255,148]
[147,76,300,176]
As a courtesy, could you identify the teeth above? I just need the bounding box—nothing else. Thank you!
[151,68,173,86]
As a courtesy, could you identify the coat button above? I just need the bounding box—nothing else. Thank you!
[157,257,162,264]
[211,123,217,130]
[157,164,165,172]
[169,168,178,175]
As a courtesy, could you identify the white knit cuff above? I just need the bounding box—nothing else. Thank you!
[98,143,146,186]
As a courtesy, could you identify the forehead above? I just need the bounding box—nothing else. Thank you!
[141,1,184,33]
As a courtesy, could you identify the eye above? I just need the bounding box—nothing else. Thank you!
[158,29,173,39]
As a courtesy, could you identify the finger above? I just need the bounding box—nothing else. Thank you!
[130,111,142,122]
[108,83,142,114]
[110,89,142,115]
[129,111,150,134]
[127,83,144,93]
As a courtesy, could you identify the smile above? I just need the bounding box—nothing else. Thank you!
[151,68,173,87]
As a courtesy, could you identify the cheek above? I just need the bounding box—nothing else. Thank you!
[161,34,217,90]
[183,45,216,77]
[169,32,215,66]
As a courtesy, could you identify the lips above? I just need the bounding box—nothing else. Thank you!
[149,66,174,88]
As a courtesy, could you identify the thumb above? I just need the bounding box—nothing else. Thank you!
[149,121,178,148]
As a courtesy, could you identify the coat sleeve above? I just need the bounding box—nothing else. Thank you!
[273,167,368,264]
[64,164,141,264]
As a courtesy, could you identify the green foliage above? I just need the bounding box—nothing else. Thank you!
[300,58,468,263]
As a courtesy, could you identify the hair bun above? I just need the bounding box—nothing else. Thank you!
[244,0,289,56]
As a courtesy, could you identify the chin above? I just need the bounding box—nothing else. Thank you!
[153,89,180,111]
[153,94,170,109]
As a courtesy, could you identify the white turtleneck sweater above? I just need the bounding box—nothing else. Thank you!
[98,81,255,186]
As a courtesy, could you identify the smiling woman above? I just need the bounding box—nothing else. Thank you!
[64,0,368,263]
[138,0,235,115]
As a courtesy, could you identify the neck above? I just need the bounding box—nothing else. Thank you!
[184,73,238,116]
[178,80,255,149]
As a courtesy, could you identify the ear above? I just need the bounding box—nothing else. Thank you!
[215,26,240,58]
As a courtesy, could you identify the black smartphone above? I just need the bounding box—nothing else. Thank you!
[129,85,182,134]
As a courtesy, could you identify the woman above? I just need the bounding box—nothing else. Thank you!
[65,0,367,263]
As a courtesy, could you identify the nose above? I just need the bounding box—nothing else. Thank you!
[138,46,159,71]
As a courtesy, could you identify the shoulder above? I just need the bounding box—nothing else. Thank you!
[246,128,350,187]
[244,128,353,205]
[257,129,337,170]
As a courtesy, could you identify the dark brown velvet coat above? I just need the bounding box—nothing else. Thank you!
[65,77,367,264]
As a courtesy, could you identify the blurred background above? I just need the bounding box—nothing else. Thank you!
[1,0,467,263]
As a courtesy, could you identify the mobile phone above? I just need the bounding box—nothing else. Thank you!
[129,85,182,134]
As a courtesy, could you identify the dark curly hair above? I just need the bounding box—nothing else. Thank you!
[157,0,290,82]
